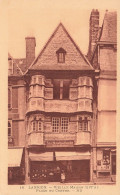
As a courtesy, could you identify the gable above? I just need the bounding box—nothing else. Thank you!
[29,23,93,71]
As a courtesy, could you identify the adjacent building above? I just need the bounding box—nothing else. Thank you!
[8,9,117,184]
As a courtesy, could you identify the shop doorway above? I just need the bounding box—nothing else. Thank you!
[72,160,90,182]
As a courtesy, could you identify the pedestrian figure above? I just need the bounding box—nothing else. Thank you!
[61,170,65,183]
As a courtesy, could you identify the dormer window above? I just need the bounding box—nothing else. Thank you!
[56,48,66,63]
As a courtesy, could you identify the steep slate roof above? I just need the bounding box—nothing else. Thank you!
[100,11,117,42]
[29,23,93,71]
[8,53,25,76]
[14,58,26,73]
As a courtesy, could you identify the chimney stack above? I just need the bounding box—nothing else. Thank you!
[25,37,36,68]
[89,9,99,55]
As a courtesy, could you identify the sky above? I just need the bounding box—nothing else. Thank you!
[7,0,118,58]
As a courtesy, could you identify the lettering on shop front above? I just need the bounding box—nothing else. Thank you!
[46,140,74,147]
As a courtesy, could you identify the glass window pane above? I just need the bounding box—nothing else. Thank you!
[61,117,68,132]
[52,118,60,132]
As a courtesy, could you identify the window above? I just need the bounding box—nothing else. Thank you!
[8,58,13,75]
[8,88,11,109]
[53,80,70,100]
[52,117,69,133]
[31,119,42,132]
[52,117,60,132]
[38,120,42,131]
[32,121,36,131]
[8,121,12,136]
[56,48,66,63]
[63,81,69,99]
[78,117,88,131]
[103,150,110,165]
[53,80,60,99]
[61,117,69,132]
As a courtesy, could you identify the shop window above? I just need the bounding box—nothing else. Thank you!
[103,150,110,165]
[8,88,12,109]
[8,121,12,136]
[52,117,69,133]
[78,117,88,131]
[56,48,66,63]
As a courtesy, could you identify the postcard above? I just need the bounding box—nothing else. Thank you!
[0,0,120,194]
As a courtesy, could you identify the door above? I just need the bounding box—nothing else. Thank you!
[79,160,90,182]
[72,160,90,182]
[111,155,116,175]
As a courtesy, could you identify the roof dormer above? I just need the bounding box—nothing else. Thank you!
[56,48,66,63]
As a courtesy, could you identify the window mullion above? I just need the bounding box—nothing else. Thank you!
[36,121,38,131]
[59,118,60,133]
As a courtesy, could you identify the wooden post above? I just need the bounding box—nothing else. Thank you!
[25,147,30,184]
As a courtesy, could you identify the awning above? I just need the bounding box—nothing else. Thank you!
[8,148,23,167]
[55,151,90,161]
[29,152,53,161]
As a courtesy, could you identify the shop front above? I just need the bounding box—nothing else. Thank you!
[96,148,116,182]
[8,148,25,184]
[29,151,90,183]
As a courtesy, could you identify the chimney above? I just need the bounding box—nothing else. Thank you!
[89,9,99,55]
[25,37,36,68]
